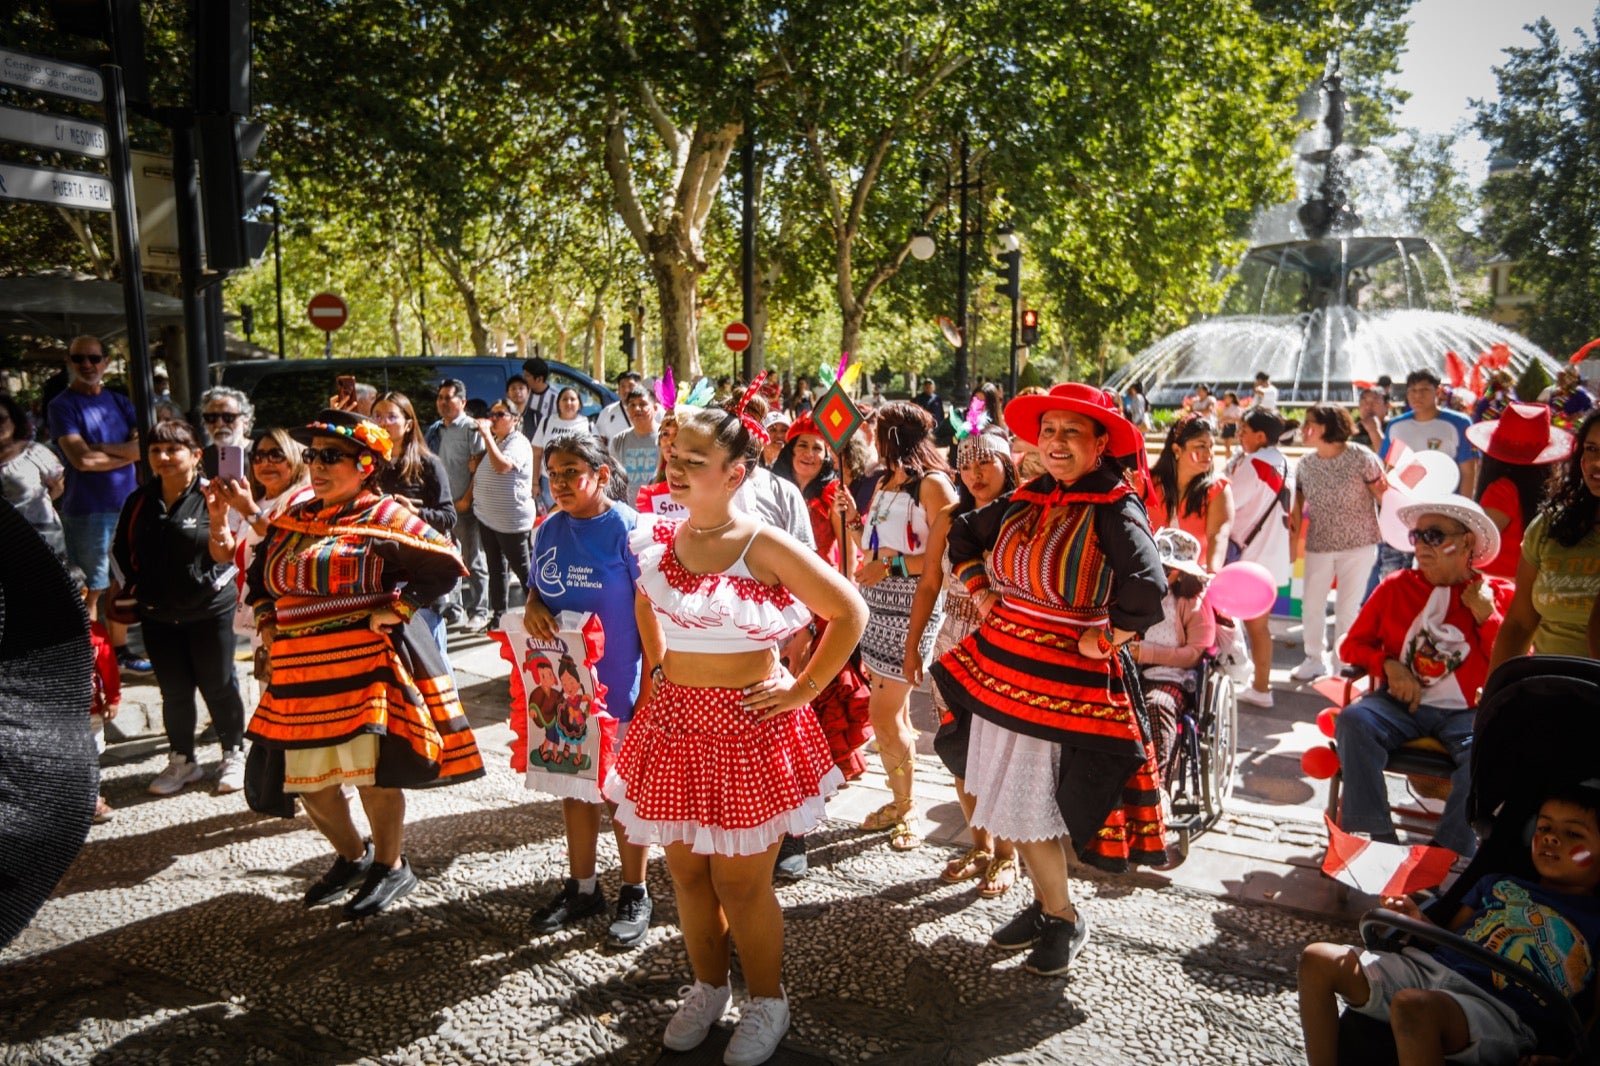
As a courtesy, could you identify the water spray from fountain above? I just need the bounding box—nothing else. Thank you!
[1109,57,1560,405]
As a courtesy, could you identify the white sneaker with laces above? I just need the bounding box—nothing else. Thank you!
[1290,658,1328,682]
[662,981,731,1052]
[215,748,247,794]
[148,753,205,796]
[724,990,790,1066]
[1236,687,1275,708]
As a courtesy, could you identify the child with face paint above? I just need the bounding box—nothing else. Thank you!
[1299,782,1600,1066]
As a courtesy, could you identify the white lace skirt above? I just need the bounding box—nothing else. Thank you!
[964,714,1070,843]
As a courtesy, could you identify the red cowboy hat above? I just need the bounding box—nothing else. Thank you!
[1465,402,1575,466]
[1005,382,1143,457]
[786,412,820,442]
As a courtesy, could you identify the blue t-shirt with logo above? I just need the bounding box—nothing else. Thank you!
[531,504,642,721]
[46,387,138,515]
[1431,875,1600,1038]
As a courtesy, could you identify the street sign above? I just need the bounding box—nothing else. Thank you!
[0,103,107,159]
[0,47,104,103]
[0,160,111,211]
[723,321,751,352]
[307,292,349,332]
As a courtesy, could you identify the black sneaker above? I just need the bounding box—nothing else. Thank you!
[989,899,1047,951]
[1023,912,1091,976]
[774,834,809,881]
[304,842,375,907]
[344,857,417,919]
[606,884,652,949]
[532,878,607,933]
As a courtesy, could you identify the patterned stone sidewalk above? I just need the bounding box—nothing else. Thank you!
[2,737,1351,1066]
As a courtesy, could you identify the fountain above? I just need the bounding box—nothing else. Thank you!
[1109,67,1561,406]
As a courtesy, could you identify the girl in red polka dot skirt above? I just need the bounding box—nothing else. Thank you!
[604,384,868,1066]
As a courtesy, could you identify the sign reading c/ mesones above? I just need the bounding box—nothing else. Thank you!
[0,104,107,159]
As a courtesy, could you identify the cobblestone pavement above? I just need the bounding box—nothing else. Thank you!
[2,624,1369,1066]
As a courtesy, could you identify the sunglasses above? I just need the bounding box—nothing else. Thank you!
[490,410,514,419]
[70,353,105,365]
[303,446,357,466]
[251,448,288,464]
[202,412,241,424]
[1408,526,1465,548]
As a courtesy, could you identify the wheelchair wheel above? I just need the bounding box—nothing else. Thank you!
[1199,671,1238,824]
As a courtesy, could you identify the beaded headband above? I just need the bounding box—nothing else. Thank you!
[303,420,394,463]
[956,430,1008,467]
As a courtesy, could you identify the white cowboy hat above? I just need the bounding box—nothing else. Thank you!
[1154,527,1210,580]
[1394,494,1501,568]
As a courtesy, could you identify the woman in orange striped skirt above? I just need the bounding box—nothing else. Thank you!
[930,383,1167,977]
[246,410,484,919]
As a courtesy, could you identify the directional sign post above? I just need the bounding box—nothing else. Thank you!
[0,160,112,211]
[0,47,105,103]
[0,103,107,158]
[308,292,349,356]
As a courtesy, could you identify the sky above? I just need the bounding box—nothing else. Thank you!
[1392,0,1597,174]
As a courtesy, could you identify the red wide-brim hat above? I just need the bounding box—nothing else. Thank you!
[1465,402,1574,466]
[1005,382,1144,458]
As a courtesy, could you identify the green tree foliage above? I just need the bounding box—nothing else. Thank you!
[1475,14,1600,358]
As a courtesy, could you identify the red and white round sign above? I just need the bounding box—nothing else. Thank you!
[307,292,349,333]
[723,321,751,352]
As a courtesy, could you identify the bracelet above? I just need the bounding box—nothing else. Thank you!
[1094,630,1113,656]
[797,673,820,693]
[650,664,665,685]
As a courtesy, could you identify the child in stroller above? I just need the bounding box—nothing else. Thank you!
[1298,780,1600,1065]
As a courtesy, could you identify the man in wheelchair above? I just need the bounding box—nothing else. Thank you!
[1299,783,1600,1065]
[1334,495,1514,859]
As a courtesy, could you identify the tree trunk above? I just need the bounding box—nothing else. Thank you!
[436,249,490,356]
[389,290,404,358]
[589,311,607,382]
[840,305,866,364]
[652,257,700,380]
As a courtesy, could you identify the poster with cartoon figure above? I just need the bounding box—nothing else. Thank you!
[493,609,617,803]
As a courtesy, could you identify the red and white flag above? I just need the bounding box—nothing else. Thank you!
[1321,815,1457,896]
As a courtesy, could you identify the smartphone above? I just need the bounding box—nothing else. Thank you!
[217,444,246,481]
[336,374,357,399]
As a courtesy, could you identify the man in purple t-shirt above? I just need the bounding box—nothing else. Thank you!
[46,335,148,672]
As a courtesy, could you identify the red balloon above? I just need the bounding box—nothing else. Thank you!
[1317,707,1338,738]
[1301,746,1341,780]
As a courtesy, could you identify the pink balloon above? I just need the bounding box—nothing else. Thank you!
[1204,561,1278,619]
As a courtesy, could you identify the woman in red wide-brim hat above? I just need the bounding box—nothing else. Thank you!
[1466,401,1575,579]
[930,382,1167,977]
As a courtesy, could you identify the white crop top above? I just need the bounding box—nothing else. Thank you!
[864,482,934,555]
[632,514,812,654]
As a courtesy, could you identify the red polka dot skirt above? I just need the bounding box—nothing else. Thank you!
[604,679,844,856]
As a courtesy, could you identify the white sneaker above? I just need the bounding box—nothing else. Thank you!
[1236,687,1275,708]
[148,753,205,796]
[663,981,731,1052]
[215,748,247,794]
[1290,658,1328,682]
[725,991,790,1066]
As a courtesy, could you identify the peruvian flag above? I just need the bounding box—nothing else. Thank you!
[1321,815,1457,896]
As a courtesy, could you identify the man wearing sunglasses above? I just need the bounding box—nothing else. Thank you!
[1333,494,1515,859]
[198,386,254,481]
[46,335,150,673]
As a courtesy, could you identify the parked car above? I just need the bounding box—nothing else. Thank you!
[217,356,617,432]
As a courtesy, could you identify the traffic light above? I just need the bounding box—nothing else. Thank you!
[196,115,271,272]
[620,320,635,360]
[49,0,149,106]
[993,249,1020,304]
[240,302,255,339]
[1020,308,1040,347]
[195,0,251,114]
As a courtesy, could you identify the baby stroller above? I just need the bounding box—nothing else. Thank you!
[1335,654,1600,1065]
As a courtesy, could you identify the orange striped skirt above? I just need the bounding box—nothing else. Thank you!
[247,624,483,788]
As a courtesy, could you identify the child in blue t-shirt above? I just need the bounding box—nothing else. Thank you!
[1299,784,1600,1065]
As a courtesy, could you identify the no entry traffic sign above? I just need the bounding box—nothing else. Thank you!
[307,292,348,332]
[723,321,751,352]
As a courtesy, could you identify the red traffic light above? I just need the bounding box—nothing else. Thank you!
[1020,308,1040,346]
[1021,309,1038,328]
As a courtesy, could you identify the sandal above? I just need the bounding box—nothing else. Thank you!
[860,799,912,833]
[940,846,992,884]
[889,816,922,852]
[977,855,1019,899]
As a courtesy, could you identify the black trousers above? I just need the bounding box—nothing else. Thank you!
[481,523,532,617]
[141,610,247,757]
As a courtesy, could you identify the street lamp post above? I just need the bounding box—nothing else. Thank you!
[994,224,1022,400]
[908,133,982,400]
